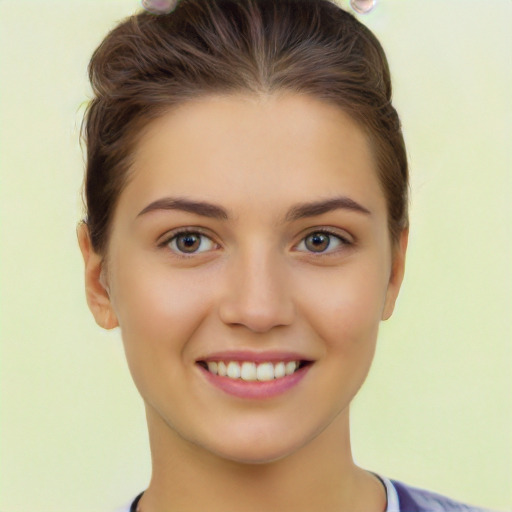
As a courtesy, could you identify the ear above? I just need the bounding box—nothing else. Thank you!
[382,228,408,321]
[77,222,119,330]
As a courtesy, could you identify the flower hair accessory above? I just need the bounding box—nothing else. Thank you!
[349,0,377,14]
[141,0,178,15]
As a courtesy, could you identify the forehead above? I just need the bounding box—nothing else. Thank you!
[119,92,386,220]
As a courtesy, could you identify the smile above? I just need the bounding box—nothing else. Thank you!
[196,356,313,399]
[199,360,306,381]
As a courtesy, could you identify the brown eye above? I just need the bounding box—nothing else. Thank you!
[296,230,349,255]
[167,232,216,255]
[305,232,331,252]
[176,233,201,252]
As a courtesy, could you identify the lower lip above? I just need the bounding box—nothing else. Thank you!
[197,363,312,399]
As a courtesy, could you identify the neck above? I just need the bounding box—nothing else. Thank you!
[138,406,386,512]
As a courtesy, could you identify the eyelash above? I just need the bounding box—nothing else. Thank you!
[158,228,218,259]
[158,228,352,258]
[295,228,352,256]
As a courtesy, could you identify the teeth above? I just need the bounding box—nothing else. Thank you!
[274,362,286,379]
[240,362,257,381]
[217,361,227,377]
[227,361,241,379]
[256,362,274,381]
[285,361,298,376]
[204,360,302,380]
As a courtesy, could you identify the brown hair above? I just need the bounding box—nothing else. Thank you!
[81,0,408,254]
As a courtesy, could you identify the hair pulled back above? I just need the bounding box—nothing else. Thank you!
[82,0,408,254]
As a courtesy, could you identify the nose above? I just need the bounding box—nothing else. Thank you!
[218,247,295,333]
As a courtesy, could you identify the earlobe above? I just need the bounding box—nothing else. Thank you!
[382,228,408,321]
[77,222,119,330]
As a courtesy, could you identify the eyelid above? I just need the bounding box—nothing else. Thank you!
[293,227,354,255]
[156,226,353,257]
[158,227,220,256]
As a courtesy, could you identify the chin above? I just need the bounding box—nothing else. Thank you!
[194,425,314,466]
[209,442,299,466]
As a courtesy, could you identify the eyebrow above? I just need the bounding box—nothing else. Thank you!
[284,196,371,222]
[136,196,371,222]
[137,197,229,220]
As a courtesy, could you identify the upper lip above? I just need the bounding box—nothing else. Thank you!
[196,350,313,364]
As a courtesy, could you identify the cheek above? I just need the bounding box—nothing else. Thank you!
[298,260,388,353]
[108,255,214,363]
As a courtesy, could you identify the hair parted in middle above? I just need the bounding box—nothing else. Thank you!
[82,0,408,255]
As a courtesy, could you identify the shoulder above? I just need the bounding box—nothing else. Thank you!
[391,479,497,512]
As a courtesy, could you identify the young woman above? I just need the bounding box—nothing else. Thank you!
[77,1,495,510]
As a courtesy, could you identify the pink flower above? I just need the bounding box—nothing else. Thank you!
[141,0,178,15]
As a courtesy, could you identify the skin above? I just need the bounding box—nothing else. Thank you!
[78,92,408,512]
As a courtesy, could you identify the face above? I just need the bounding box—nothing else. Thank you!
[80,93,406,464]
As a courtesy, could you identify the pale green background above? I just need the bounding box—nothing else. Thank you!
[0,1,510,511]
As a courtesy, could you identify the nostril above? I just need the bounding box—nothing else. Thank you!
[218,299,295,333]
